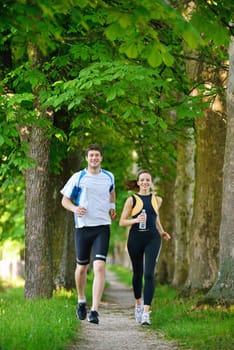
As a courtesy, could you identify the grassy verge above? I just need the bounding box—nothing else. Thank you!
[0,272,94,350]
[1,266,233,350]
[109,264,234,350]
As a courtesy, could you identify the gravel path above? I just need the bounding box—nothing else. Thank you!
[67,270,180,350]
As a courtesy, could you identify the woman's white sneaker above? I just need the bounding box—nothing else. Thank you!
[141,311,151,325]
[135,305,143,323]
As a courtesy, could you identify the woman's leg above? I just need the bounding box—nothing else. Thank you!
[143,236,161,310]
[127,236,144,301]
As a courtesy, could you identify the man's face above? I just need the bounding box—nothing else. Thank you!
[86,150,103,169]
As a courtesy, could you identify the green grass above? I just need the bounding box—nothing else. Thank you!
[0,286,78,350]
[1,266,233,350]
[0,271,94,350]
[108,264,132,287]
[109,265,234,350]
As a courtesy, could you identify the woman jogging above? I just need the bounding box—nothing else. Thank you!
[119,170,170,325]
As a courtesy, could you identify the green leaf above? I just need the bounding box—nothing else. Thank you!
[119,14,132,29]
[0,135,4,146]
[80,80,93,90]
[105,23,125,41]
[162,51,174,67]
[68,96,83,110]
[158,118,168,129]
[147,48,162,67]
[124,43,139,59]
[106,89,116,102]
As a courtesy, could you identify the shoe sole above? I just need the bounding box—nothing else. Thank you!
[77,314,87,320]
[87,310,99,324]
[76,310,87,320]
[88,318,99,324]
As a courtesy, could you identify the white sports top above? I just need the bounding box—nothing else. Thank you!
[60,168,115,228]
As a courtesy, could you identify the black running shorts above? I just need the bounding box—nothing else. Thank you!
[75,225,110,265]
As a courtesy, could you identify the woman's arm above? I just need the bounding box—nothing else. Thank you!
[119,196,141,227]
[156,196,171,241]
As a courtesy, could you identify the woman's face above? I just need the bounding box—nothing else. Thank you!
[137,172,152,191]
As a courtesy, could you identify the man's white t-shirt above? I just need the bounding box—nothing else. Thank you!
[60,169,115,228]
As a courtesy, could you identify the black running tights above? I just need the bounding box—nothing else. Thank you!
[127,232,161,305]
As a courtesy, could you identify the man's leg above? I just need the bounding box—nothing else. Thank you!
[87,226,110,324]
[74,227,91,319]
[91,260,106,311]
[75,263,89,300]
[75,264,89,320]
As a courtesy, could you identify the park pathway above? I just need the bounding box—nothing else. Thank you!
[67,270,180,350]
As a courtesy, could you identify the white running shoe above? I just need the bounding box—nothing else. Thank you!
[135,305,143,323]
[141,311,151,325]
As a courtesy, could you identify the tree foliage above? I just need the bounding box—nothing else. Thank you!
[0,0,227,238]
[0,0,234,302]
[0,0,206,244]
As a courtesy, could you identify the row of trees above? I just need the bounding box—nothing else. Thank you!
[0,0,233,303]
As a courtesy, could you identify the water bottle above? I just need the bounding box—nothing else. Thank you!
[139,209,147,230]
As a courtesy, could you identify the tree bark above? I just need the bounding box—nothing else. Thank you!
[24,118,54,298]
[157,177,175,284]
[172,129,195,287]
[206,38,234,304]
[178,0,224,293]
[48,173,75,290]
[185,88,226,292]
[49,151,82,290]
[24,43,54,298]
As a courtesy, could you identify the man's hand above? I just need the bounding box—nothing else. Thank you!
[109,209,117,220]
[74,206,87,217]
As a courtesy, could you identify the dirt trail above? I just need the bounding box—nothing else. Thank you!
[67,270,180,350]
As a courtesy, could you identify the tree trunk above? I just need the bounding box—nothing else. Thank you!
[24,120,54,298]
[179,20,227,290]
[48,174,75,290]
[206,38,234,304]
[186,96,226,292]
[171,27,197,287]
[172,129,195,287]
[50,152,82,290]
[24,43,54,298]
[157,178,175,284]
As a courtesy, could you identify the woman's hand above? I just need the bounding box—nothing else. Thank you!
[161,231,171,241]
[137,212,146,223]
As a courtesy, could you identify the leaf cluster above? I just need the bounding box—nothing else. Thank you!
[0,0,232,243]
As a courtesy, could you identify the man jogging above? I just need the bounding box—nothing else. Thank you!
[61,144,116,324]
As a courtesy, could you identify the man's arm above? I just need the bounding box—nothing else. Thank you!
[109,190,117,220]
[62,195,87,217]
[61,195,77,213]
[110,190,116,205]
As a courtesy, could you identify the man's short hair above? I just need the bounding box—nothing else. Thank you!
[85,144,103,156]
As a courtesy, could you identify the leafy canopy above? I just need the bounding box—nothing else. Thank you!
[1,0,232,242]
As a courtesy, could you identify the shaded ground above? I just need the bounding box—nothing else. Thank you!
[67,270,180,350]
